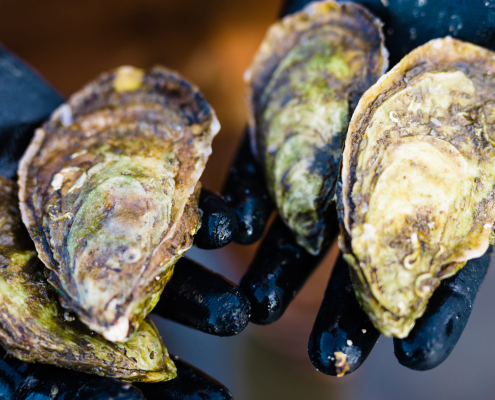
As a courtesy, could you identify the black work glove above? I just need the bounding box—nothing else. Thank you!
[223,0,495,376]
[0,45,246,399]
[1,347,231,400]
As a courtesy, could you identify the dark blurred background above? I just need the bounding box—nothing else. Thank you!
[1,1,495,399]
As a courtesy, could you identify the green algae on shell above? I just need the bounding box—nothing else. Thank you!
[0,176,176,382]
[245,0,388,255]
[339,37,495,338]
[18,66,219,342]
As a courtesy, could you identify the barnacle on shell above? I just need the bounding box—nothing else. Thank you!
[0,176,176,382]
[245,0,388,255]
[18,66,219,342]
[339,37,495,337]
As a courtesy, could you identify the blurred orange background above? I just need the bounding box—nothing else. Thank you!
[0,0,282,192]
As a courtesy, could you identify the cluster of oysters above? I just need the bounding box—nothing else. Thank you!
[2,0,495,383]
[0,66,218,381]
[246,0,495,338]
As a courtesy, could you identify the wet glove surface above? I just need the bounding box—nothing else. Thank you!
[0,347,233,400]
[222,0,495,375]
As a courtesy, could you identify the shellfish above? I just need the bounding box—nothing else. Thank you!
[339,37,495,337]
[19,66,219,342]
[245,0,388,255]
[0,176,176,382]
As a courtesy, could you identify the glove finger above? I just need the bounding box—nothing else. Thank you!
[394,246,492,371]
[283,0,495,66]
[194,189,238,250]
[153,257,251,336]
[308,252,380,377]
[279,0,313,17]
[3,345,233,400]
[135,356,234,400]
[0,46,63,179]
[239,214,338,325]
[222,131,273,244]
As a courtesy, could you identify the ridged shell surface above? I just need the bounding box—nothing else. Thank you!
[0,176,176,382]
[245,0,388,254]
[340,37,495,337]
[19,66,219,342]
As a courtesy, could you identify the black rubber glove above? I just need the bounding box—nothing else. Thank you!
[0,347,232,400]
[0,45,245,398]
[224,0,495,375]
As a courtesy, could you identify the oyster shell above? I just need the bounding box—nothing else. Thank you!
[0,176,176,382]
[19,66,219,342]
[340,37,495,337]
[245,0,388,255]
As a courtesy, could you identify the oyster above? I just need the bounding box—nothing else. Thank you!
[339,37,495,337]
[245,0,388,255]
[0,176,176,382]
[19,66,219,342]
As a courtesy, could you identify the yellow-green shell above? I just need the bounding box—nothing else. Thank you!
[340,37,495,337]
[0,176,176,382]
[245,0,388,254]
[18,66,219,342]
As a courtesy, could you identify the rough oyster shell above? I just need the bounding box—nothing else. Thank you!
[0,176,176,382]
[339,37,495,337]
[19,66,219,342]
[245,0,388,255]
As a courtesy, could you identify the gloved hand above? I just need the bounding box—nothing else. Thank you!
[0,44,247,399]
[223,0,495,376]
[0,347,232,400]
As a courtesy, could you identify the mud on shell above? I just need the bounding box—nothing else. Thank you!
[340,37,495,338]
[245,0,388,255]
[18,66,220,342]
